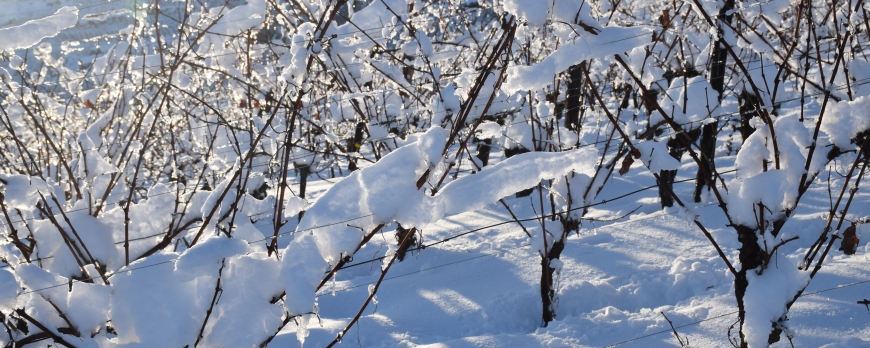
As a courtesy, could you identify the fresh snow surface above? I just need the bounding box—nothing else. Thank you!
[259,150,870,348]
[502,26,651,94]
[0,6,78,52]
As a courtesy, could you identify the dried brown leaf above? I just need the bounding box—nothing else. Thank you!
[619,155,635,176]
[661,10,671,28]
[840,224,859,255]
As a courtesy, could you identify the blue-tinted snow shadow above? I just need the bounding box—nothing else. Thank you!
[276,246,544,347]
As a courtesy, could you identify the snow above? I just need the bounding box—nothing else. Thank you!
[200,254,283,347]
[415,30,434,57]
[503,27,651,94]
[0,270,16,310]
[635,141,682,173]
[730,170,790,227]
[824,95,870,149]
[0,174,50,210]
[280,234,327,315]
[300,127,598,264]
[3,137,870,348]
[15,264,69,303]
[77,133,119,178]
[690,0,722,21]
[0,6,78,52]
[504,122,534,151]
[439,149,598,215]
[475,121,502,139]
[109,252,201,346]
[743,258,809,348]
[67,282,112,336]
[174,236,247,280]
[503,0,550,26]
[821,338,870,347]
[297,126,447,265]
[655,76,718,126]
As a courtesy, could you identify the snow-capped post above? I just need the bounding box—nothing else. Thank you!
[538,181,555,326]
[394,223,416,262]
[695,0,736,203]
[346,121,365,172]
[564,63,585,131]
[474,137,492,168]
[295,162,309,222]
[505,146,533,197]
[657,131,699,208]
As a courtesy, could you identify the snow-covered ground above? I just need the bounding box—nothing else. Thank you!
[258,150,870,347]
